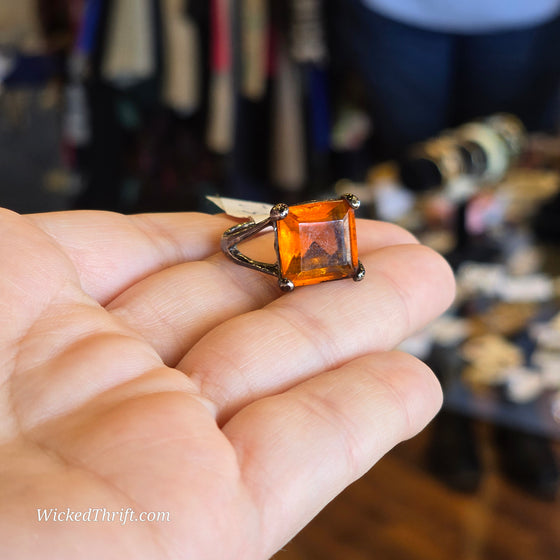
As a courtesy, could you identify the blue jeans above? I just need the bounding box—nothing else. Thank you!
[329,0,560,158]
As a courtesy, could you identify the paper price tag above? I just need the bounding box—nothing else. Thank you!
[207,196,272,222]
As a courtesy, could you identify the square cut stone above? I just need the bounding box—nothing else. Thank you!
[276,199,358,287]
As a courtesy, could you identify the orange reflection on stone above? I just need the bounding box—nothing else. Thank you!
[276,199,358,287]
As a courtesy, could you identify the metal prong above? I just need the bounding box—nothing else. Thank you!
[270,203,289,221]
[341,193,360,210]
[278,278,295,292]
[354,261,365,282]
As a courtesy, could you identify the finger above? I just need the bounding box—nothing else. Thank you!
[180,243,454,422]
[222,351,443,558]
[0,209,185,436]
[0,208,82,348]
[106,220,419,366]
[28,211,235,305]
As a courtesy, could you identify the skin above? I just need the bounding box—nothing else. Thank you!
[0,208,455,559]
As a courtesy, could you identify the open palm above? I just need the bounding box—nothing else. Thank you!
[0,207,454,559]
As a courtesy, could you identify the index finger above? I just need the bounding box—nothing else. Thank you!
[29,211,235,305]
[28,210,419,311]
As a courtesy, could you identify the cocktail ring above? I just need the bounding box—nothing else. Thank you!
[221,194,365,291]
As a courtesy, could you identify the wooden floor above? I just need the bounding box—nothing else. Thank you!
[275,422,560,560]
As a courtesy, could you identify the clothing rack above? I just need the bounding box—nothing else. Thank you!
[0,0,349,213]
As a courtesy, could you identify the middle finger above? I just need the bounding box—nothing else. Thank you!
[107,219,418,366]
[179,242,455,424]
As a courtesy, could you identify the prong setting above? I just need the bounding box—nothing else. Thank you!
[278,278,295,292]
[270,203,289,221]
[341,193,360,210]
[354,261,366,282]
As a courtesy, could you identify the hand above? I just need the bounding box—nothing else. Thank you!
[0,208,454,559]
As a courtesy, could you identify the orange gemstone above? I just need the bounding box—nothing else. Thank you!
[276,199,359,287]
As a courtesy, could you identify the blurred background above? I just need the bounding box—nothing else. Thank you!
[1,1,559,558]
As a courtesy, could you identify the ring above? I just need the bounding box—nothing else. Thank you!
[221,194,365,291]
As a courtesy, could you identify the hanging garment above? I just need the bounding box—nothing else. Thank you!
[286,0,331,154]
[66,0,88,40]
[161,0,201,115]
[0,0,44,53]
[62,0,103,149]
[76,0,104,56]
[240,0,268,101]
[288,0,327,64]
[101,0,156,87]
[307,63,331,154]
[207,0,235,154]
[270,40,306,192]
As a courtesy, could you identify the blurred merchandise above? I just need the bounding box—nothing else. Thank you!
[369,122,560,442]
[399,113,526,192]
